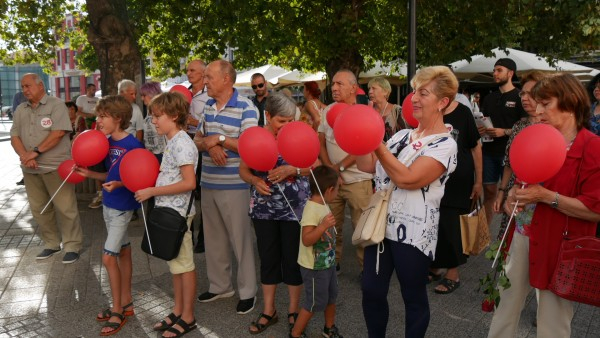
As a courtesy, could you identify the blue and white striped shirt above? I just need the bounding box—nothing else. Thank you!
[199,89,258,190]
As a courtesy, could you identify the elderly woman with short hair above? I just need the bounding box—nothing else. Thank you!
[140,81,166,163]
[357,66,459,337]
[239,92,318,335]
[368,77,406,141]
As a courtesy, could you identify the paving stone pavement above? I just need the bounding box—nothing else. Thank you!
[0,128,598,337]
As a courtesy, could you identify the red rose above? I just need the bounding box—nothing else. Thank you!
[481,299,495,312]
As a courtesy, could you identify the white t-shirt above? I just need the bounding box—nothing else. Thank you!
[75,95,99,114]
[188,90,209,134]
[155,130,199,217]
[374,130,457,259]
[125,103,145,135]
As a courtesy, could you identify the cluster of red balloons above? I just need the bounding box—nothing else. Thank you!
[509,124,567,184]
[120,148,160,192]
[59,130,110,184]
[170,85,193,104]
[239,122,320,171]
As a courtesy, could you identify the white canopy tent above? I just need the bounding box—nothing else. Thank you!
[235,65,291,87]
[451,48,595,81]
[273,70,328,88]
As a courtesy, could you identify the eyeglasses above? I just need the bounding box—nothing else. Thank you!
[252,83,265,90]
[518,91,532,98]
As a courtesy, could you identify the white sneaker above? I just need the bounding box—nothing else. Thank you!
[88,191,103,209]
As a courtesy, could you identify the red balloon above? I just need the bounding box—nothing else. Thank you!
[333,105,385,155]
[58,159,85,184]
[72,129,109,166]
[169,85,192,104]
[120,149,160,192]
[402,93,418,128]
[238,127,278,171]
[326,103,349,128]
[277,121,320,168]
[509,124,567,184]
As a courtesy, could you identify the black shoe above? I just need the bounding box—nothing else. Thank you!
[36,248,61,260]
[236,297,256,315]
[197,290,235,303]
[193,243,205,253]
[62,252,80,264]
[16,178,24,185]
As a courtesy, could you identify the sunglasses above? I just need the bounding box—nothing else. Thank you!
[252,83,265,90]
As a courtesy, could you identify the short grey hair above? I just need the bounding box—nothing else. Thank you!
[266,92,296,118]
[23,73,44,86]
[118,79,136,94]
[336,69,357,85]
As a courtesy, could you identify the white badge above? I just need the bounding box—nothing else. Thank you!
[41,117,53,128]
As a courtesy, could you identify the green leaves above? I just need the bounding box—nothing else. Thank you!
[478,239,511,312]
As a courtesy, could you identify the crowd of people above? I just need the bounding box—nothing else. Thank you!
[8,56,600,338]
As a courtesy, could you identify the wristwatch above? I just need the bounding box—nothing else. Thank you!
[504,129,511,136]
[33,146,42,155]
[296,167,301,176]
[551,192,559,208]
[218,135,226,145]
[339,165,345,172]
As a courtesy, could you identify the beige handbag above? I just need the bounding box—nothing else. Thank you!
[352,185,394,248]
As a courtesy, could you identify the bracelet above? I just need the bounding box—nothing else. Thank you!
[498,187,506,192]
[296,167,301,176]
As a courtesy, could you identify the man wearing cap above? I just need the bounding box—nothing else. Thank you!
[478,58,526,225]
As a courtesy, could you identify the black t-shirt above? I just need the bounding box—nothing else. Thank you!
[481,88,526,155]
[441,103,480,209]
[252,96,267,126]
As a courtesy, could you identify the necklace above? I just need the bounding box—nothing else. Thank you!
[411,128,427,141]
[379,102,388,116]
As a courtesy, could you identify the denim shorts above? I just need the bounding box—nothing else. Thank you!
[103,206,132,256]
[483,153,505,185]
[300,265,338,312]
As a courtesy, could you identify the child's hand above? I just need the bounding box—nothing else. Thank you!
[102,181,122,193]
[74,166,90,177]
[320,213,336,229]
[134,187,154,202]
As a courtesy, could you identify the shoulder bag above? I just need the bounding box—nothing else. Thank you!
[141,192,194,261]
[549,139,600,306]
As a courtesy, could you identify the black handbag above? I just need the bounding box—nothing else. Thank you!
[141,192,194,261]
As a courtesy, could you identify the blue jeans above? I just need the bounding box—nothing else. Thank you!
[362,239,431,338]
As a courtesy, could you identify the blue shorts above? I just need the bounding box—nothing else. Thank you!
[483,153,504,185]
[103,206,132,256]
[300,265,338,312]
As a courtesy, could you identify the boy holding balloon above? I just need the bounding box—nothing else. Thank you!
[134,92,199,337]
[75,95,143,336]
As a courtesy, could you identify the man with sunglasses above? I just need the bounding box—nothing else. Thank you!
[250,73,269,126]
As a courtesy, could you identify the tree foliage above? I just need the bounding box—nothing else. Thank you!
[0,0,598,84]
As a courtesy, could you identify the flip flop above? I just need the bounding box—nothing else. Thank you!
[434,278,460,294]
[100,312,126,336]
[163,318,197,338]
[249,311,278,334]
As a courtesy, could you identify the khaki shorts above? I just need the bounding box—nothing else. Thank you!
[166,215,195,274]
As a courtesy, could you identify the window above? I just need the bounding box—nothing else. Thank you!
[56,51,61,66]
[70,76,81,98]
[65,50,70,66]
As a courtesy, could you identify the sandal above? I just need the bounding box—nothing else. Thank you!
[100,312,126,336]
[249,311,278,334]
[96,302,135,321]
[427,271,442,284]
[434,278,460,294]
[153,312,181,331]
[163,318,197,338]
[288,312,298,331]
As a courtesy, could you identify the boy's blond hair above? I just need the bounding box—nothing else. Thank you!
[149,92,190,129]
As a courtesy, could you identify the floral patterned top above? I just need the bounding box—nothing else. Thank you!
[375,130,457,259]
[249,155,310,221]
[590,102,600,136]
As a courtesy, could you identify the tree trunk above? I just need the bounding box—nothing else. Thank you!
[85,0,141,96]
[324,49,364,103]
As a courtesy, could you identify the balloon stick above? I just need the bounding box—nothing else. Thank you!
[140,203,153,254]
[309,169,337,235]
[492,183,526,268]
[40,167,74,214]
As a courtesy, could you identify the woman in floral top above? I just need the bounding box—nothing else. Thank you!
[239,93,318,335]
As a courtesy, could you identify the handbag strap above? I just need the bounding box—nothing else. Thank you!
[185,191,194,217]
